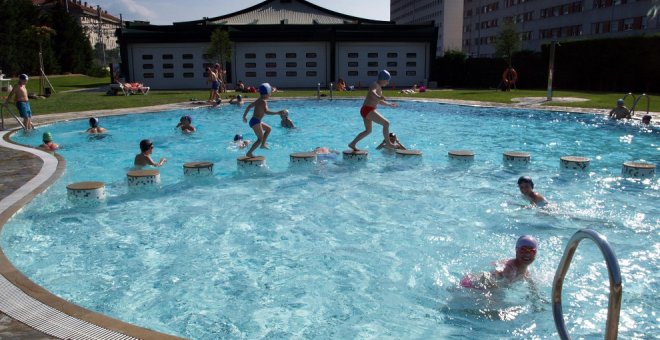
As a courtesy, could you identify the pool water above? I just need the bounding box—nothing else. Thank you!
[2,100,659,339]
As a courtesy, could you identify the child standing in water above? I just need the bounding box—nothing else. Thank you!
[242,83,288,158]
[517,176,548,207]
[39,132,59,151]
[348,70,398,151]
[86,117,107,133]
[176,115,196,133]
[134,139,166,167]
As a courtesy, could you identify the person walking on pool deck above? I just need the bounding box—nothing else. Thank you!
[3,74,34,130]
[242,83,288,158]
[348,70,397,151]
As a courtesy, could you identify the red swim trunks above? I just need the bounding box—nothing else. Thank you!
[360,105,375,118]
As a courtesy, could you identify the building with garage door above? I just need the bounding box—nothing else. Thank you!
[117,0,436,89]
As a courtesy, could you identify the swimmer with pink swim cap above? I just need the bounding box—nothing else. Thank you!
[460,235,538,290]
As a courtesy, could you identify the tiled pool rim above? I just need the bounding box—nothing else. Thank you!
[0,98,655,339]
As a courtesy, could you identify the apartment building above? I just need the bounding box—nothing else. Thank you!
[392,0,660,57]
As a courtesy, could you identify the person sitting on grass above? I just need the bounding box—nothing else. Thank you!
[336,78,347,91]
[86,117,107,134]
[176,115,196,133]
[608,99,631,120]
[376,132,406,150]
[39,132,59,151]
[134,139,166,167]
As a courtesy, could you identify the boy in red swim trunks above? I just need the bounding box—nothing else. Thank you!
[348,70,398,151]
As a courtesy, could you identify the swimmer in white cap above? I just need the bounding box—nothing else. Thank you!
[348,69,398,151]
[242,83,288,158]
[3,74,34,130]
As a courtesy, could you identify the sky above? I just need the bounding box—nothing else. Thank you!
[91,0,390,25]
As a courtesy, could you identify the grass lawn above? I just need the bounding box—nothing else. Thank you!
[2,75,657,114]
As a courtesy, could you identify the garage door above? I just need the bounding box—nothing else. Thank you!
[128,43,210,90]
[234,42,329,89]
[336,42,428,89]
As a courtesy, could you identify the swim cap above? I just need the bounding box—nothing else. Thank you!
[89,117,99,128]
[517,176,534,189]
[377,70,391,81]
[617,99,624,106]
[19,74,28,81]
[234,134,243,141]
[237,94,242,100]
[139,139,153,152]
[42,132,53,142]
[258,83,272,95]
[516,235,538,249]
[181,115,192,123]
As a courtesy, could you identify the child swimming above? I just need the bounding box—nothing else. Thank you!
[460,235,538,290]
[39,132,59,151]
[134,139,166,167]
[517,176,548,207]
[376,132,406,150]
[348,70,398,151]
[86,117,107,133]
[242,83,288,158]
[176,115,196,133]
[280,111,295,128]
[233,134,251,149]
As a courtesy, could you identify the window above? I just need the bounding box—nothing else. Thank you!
[183,63,194,69]
[367,70,378,76]
[245,53,256,59]
[348,70,358,76]
[266,71,277,77]
[348,53,359,58]
[387,61,397,67]
[387,52,398,58]
[286,53,297,58]
[368,61,378,67]
[246,72,257,77]
[143,72,154,78]
[245,63,257,68]
[368,53,378,58]
[183,72,194,78]
[406,53,417,58]
[306,52,317,58]
[406,61,417,67]
[162,54,173,60]
[306,71,317,77]
[348,61,358,67]
[306,62,317,67]
[163,63,174,69]
[266,62,277,68]
[265,53,276,59]
[390,70,398,76]
[286,62,297,68]
[406,71,416,76]
[182,54,194,59]
[142,55,153,60]
[143,64,154,69]
[286,71,297,77]
[164,73,174,78]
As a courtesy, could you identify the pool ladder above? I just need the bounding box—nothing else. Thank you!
[552,229,622,340]
[0,103,26,130]
[621,92,650,116]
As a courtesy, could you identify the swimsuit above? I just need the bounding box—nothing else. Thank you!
[360,105,375,118]
[248,117,261,128]
[211,80,219,90]
[16,101,32,118]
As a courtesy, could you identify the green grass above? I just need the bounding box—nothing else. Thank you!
[2,75,657,114]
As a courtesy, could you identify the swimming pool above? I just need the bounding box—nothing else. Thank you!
[2,100,658,339]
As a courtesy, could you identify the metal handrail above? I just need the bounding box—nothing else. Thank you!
[1,104,26,131]
[630,93,650,117]
[552,229,622,340]
[621,92,636,109]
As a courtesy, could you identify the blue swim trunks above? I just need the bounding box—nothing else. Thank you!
[16,101,32,118]
[248,117,261,128]
[211,80,219,90]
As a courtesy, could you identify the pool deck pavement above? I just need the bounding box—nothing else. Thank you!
[0,97,657,339]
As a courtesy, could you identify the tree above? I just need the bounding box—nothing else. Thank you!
[0,0,41,75]
[47,2,93,74]
[205,28,232,67]
[495,21,521,68]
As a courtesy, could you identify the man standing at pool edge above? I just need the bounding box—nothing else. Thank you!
[348,70,397,151]
[3,74,34,130]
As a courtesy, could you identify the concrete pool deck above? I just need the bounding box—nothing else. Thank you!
[0,98,656,339]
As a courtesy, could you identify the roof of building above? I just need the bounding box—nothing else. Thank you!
[175,0,390,26]
[33,0,121,23]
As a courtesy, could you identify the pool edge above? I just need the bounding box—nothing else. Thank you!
[0,130,185,340]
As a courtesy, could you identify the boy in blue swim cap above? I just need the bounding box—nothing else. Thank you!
[242,83,289,158]
[348,70,398,151]
[3,74,34,130]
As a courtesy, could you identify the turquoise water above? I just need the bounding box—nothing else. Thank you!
[2,100,659,339]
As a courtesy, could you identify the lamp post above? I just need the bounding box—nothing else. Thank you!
[546,40,557,101]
